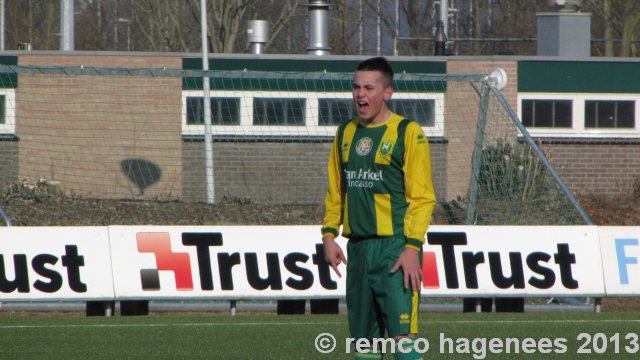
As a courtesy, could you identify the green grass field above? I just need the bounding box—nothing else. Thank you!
[1,312,639,359]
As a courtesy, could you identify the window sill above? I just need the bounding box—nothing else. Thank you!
[0,133,18,141]
[182,134,449,144]
[520,136,640,145]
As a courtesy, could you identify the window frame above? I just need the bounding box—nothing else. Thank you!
[0,89,15,134]
[182,90,445,137]
[518,93,640,137]
[185,96,242,126]
[252,97,307,126]
[584,99,635,129]
[520,98,573,128]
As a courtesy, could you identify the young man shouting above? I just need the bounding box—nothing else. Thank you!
[321,57,436,360]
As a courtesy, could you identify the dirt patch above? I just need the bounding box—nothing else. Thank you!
[0,180,325,226]
[576,193,640,225]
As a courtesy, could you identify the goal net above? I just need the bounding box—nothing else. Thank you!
[0,64,588,226]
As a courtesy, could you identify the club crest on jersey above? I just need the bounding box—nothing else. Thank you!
[379,140,394,156]
[355,137,373,156]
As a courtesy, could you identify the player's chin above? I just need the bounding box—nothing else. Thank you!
[357,109,372,121]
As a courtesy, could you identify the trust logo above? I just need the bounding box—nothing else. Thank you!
[137,232,193,291]
[421,232,580,290]
[422,251,440,289]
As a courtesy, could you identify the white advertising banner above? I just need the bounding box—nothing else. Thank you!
[422,225,605,297]
[598,226,640,295]
[108,225,606,299]
[108,225,347,299]
[0,225,613,301]
[0,227,114,301]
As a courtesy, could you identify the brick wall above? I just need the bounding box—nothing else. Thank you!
[183,140,332,204]
[16,54,184,199]
[542,141,640,197]
[183,139,449,205]
[0,138,18,191]
[430,142,448,201]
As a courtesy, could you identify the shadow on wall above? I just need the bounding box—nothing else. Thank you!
[121,158,162,195]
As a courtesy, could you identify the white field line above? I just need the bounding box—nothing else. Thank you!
[0,321,342,329]
[0,319,639,330]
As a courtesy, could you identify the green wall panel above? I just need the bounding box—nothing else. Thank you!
[519,61,640,93]
[182,57,446,92]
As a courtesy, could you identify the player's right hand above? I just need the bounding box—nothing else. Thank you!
[322,235,347,278]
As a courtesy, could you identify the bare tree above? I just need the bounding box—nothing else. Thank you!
[5,0,640,57]
[400,0,433,55]
[128,0,301,53]
[603,0,614,56]
[4,0,58,50]
[129,0,195,52]
[266,1,307,54]
[586,0,640,57]
[620,1,640,57]
[75,0,116,51]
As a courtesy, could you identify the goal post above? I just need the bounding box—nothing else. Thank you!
[0,63,589,226]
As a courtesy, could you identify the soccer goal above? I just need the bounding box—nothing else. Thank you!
[0,62,590,226]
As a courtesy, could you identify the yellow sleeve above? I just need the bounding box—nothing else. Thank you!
[403,122,436,251]
[321,129,343,238]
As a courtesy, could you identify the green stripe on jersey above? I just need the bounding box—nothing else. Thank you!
[340,115,410,239]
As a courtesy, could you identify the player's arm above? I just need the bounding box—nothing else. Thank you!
[321,129,347,277]
[402,122,436,251]
[390,122,436,290]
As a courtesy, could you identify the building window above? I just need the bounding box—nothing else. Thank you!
[0,90,15,134]
[253,98,305,126]
[388,99,435,127]
[519,94,640,137]
[585,100,635,128]
[319,98,354,126]
[181,91,443,137]
[186,97,240,125]
[521,99,572,128]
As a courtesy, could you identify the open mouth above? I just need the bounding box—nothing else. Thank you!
[357,101,369,112]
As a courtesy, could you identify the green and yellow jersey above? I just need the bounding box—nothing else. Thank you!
[322,112,436,251]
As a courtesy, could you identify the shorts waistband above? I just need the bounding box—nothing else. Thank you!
[347,234,405,243]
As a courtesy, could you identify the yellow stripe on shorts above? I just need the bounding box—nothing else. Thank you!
[410,290,420,335]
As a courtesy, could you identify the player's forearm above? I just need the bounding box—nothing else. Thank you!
[404,194,436,250]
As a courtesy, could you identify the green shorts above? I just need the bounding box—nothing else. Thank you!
[346,234,421,339]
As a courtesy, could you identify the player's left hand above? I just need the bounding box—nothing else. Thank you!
[390,248,422,291]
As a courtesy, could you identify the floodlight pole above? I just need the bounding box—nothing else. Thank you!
[201,0,215,204]
[60,0,74,51]
[0,0,4,51]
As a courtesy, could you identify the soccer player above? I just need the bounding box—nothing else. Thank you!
[321,57,436,360]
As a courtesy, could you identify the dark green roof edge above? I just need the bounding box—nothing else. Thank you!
[0,55,18,88]
[0,56,17,66]
[518,60,640,93]
[182,57,446,92]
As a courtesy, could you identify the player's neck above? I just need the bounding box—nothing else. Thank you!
[361,109,392,127]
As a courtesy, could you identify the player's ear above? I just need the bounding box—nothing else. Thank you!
[383,84,394,101]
